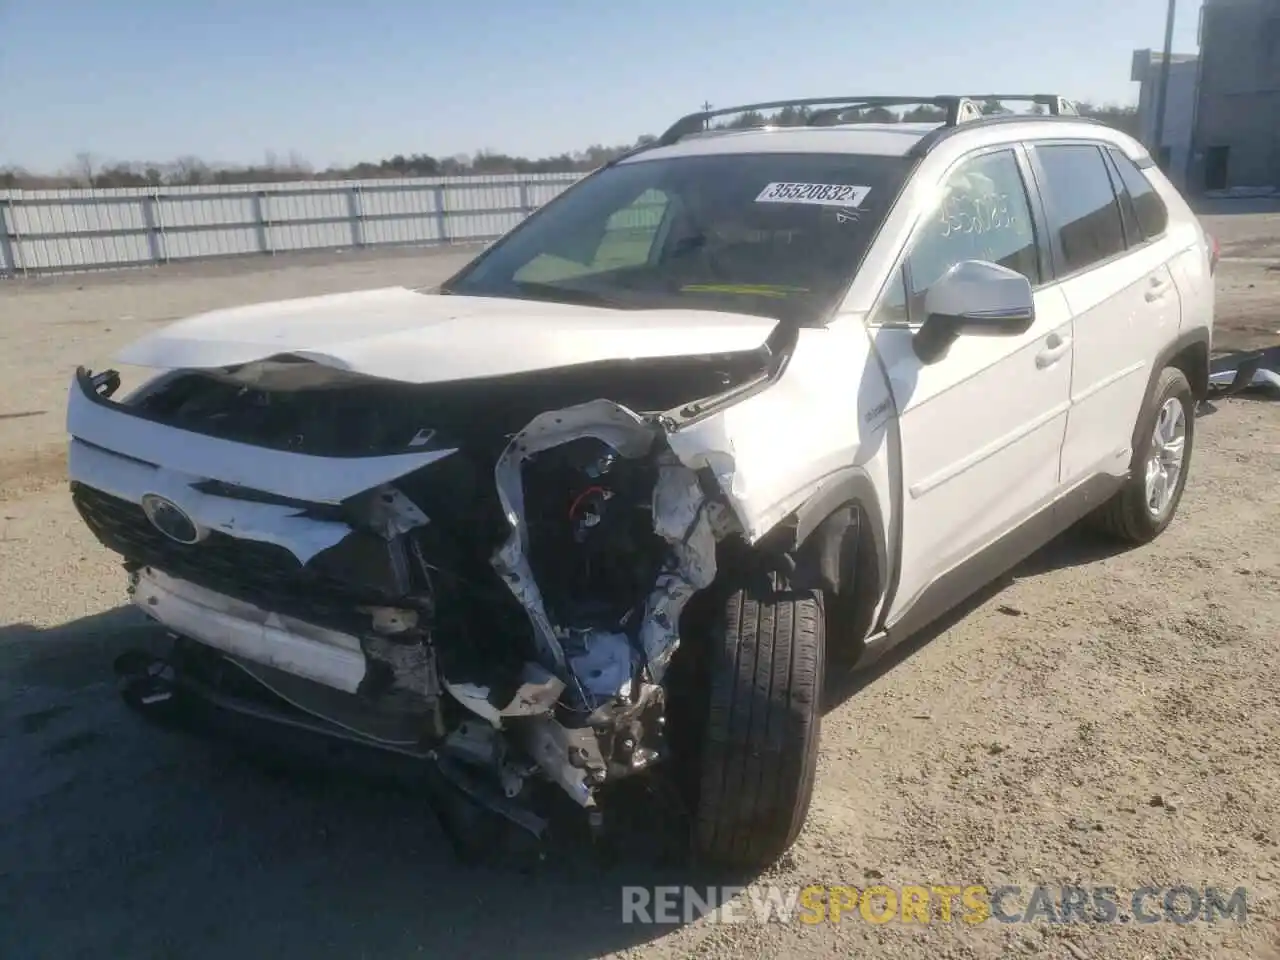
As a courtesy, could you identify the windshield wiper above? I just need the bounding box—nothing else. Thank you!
[510,281,634,309]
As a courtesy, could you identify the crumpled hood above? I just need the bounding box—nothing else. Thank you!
[115,286,780,384]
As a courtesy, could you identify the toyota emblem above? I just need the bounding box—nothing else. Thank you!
[140,494,205,545]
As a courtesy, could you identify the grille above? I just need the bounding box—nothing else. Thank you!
[71,483,400,628]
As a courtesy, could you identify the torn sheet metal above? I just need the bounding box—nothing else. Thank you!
[490,399,658,673]
[69,439,353,563]
[67,372,459,505]
[443,662,566,728]
[489,401,724,690]
[132,568,367,693]
[362,486,431,539]
[640,460,719,683]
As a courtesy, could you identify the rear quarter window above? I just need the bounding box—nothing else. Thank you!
[1107,147,1169,241]
[1033,144,1127,275]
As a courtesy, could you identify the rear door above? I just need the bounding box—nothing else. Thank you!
[1028,142,1182,487]
[1115,147,1215,340]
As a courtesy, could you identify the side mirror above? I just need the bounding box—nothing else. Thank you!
[913,260,1036,364]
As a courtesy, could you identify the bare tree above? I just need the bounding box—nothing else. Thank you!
[171,155,209,185]
[72,151,96,187]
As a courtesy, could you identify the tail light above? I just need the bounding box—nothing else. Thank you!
[1208,233,1220,275]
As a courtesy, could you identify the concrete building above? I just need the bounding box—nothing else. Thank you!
[1132,48,1200,189]
[1190,0,1280,192]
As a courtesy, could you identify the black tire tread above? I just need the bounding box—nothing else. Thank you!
[694,572,824,866]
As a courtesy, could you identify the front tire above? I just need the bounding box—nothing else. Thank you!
[1089,366,1195,544]
[692,572,824,867]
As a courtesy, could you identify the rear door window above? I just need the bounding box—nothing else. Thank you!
[1107,147,1169,241]
[1032,144,1127,275]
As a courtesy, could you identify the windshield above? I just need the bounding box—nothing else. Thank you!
[441,151,914,325]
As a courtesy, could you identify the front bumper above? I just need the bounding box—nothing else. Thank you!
[129,567,367,694]
[65,363,725,831]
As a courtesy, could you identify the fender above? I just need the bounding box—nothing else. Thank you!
[769,467,890,652]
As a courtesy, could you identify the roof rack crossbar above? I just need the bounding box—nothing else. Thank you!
[658,96,960,145]
[657,93,1082,147]
[959,94,1080,115]
[805,97,980,127]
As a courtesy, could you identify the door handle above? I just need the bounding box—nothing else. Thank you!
[1145,274,1172,302]
[1035,334,1073,369]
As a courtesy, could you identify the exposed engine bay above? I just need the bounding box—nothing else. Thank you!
[68,349,775,840]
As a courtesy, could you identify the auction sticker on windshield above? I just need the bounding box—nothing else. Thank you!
[756,182,871,206]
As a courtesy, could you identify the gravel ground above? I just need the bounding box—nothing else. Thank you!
[2,220,1279,960]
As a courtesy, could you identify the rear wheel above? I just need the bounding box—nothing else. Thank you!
[692,572,824,867]
[1089,366,1195,544]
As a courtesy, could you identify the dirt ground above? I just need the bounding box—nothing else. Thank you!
[1,218,1278,960]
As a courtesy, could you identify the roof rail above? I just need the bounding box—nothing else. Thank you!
[908,110,1102,157]
[656,94,1082,146]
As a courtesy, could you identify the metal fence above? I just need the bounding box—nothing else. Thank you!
[0,172,589,278]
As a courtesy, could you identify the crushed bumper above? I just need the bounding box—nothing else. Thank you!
[130,567,368,694]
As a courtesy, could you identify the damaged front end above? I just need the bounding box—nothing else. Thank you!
[67,348,772,842]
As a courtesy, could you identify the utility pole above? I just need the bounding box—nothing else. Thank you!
[1152,0,1177,169]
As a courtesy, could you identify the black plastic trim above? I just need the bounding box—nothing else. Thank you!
[1145,326,1213,408]
[1102,145,1142,248]
[881,472,1125,648]
[791,467,888,594]
[783,467,891,654]
[1013,142,1058,285]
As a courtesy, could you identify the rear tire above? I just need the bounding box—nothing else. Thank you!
[692,571,824,867]
[1089,366,1195,544]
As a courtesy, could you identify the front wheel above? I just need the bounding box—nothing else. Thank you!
[1089,366,1195,544]
[691,572,824,867]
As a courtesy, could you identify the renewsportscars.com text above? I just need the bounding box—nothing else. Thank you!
[621,884,1250,925]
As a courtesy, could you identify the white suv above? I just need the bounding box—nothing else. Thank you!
[65,95,1215,866]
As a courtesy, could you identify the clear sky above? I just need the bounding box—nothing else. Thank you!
[0,0,1204,172]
